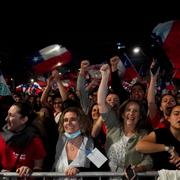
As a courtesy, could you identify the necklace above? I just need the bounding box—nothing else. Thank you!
[67,137,82,151]
[68,142,75,151]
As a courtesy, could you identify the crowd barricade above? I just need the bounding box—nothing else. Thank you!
[0,171,159,180]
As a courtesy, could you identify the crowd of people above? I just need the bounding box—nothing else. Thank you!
[0,54,180,179]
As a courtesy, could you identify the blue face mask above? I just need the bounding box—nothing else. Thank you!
[64,130,81,140]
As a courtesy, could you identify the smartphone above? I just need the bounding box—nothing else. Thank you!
[125,165,137,180]
[150,59,160,75]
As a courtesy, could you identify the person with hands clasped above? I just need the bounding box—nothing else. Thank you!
[136,104,180,170]
[53,107,94,178]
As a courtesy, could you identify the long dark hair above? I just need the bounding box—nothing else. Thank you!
[13,102,37,126]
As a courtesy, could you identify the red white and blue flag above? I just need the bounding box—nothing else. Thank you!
[152,20,180,79]
[16,82,43,96]
[118,53,139,82]
[31,44,72,74]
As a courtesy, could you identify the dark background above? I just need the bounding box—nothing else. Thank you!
[0,4,179,85]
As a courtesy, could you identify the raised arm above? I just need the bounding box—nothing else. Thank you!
[110,56,129,103]
[97,64,110,113]
[40,75,54,106]
[76,60,91,114]
[52,69,67,101]
[91,116,103,138]
[147,60,160,120]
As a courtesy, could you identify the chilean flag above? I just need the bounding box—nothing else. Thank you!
[31,44,72,74]
[152,20,180,79]
[118,53,139,82]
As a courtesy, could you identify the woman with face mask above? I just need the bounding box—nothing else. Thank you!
[53,107,94,178]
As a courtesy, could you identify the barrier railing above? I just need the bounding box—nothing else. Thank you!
[0,171,159,180]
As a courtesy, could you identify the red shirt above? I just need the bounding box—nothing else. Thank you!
[148,111,170,129]
[0,134,46,171]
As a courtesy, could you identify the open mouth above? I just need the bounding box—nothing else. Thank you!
[127,118,135,124]
[166,106,173,110]
[177,120,180,124]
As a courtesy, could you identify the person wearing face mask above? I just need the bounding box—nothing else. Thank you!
[52,107,94,178]
[98,64,153,175]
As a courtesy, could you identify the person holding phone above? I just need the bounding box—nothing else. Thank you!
[124,164,137,180]
[147,60,176,129]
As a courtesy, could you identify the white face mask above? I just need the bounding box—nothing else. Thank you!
[64,130,81,140]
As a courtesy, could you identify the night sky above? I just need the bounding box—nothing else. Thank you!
[0,6,179,85]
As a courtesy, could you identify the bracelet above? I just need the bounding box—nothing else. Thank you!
[164,146,170,151]
[164,146,174,152]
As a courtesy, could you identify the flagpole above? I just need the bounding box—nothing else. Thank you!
[123,53,139,74]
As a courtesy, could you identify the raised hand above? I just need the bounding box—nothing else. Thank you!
[81,60,90,69]
[100,64,110,78]
[150,58,160,77]
[47,75,55,87]
[52,69,61,81]
[80,60,90,76]
[110,56,120,72]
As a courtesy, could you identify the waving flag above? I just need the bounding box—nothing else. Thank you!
[27,82,43,96]
[16,84,29,93]
[30,44,72,74]
[119,53,139,82]
[0,70,11,96]
[16,82,43,96]
[152,20,180,79]
[50,68,77,91]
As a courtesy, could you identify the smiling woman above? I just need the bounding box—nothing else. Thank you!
[53,107,94,177]
[0,102,46,176]
[97,64,153,174]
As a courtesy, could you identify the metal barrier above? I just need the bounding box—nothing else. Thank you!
[0,171,159,180]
